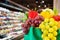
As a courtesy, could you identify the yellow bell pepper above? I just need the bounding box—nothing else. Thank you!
[40,8,54,18]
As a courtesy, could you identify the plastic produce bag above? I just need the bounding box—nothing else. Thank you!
[24,26,42,40]
[57,29,60,40]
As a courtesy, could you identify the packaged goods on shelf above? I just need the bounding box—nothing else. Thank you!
[0,7,24,40]
[0,7,10,12]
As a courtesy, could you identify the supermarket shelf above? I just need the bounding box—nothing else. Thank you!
[0,31,24,40]
[0,17,20,20]
[0,7,24,40]
[0,24,14,28]
[0,23,22,28]
[0,3,23,12]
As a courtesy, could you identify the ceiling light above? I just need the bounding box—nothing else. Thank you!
[38,5,41,7]
[27,5,29,7]
[41,0,44,3]
[44,5,46,7]
[36,1,38,3]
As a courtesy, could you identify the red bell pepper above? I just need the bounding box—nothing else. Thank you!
[53,15,60,21]
[28,10,38,19]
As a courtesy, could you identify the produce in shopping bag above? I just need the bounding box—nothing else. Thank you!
[22,10,44,34]
[22,15,44,34]
[39,18,58,40]
[22,8,60,40]
[33,15,44,27]
[53,15,60,28]
[53,15,60,21]
[40,8,54,18]
[28,10,38,19]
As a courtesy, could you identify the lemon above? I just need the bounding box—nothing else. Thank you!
[41,29,45,32]
[50,18,55,22]
[45,22,49,26]
[53,26,58,31]
[54,21,58,26]
[43,37,50,40]
[42,34,46,38]
[39,23,43,28]
[51,37,56,40]
[48,33,54,38]
[39,23,46,32]
[44,18,49,22]
[42,34,45,38]
[49,28,54,33]
[45,25,50,30]
[43,30,48,35]
[39,24,45,30]
[53,31,57,36]
[49,21,54,26]
[40,22,44,25]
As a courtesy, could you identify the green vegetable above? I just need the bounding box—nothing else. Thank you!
[53,8,58,15]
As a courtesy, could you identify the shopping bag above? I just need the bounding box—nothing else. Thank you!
[24,26,42,40]
[33,27,42,40]
[57,29,60,40]
[24,26,36,40]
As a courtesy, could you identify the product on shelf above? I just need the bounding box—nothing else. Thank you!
[0,7,24,40]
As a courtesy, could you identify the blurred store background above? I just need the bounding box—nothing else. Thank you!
[0,0,60,40]
[0,0,53,11]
